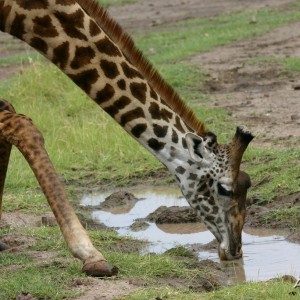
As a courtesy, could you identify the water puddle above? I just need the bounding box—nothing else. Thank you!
[81,187,300,283]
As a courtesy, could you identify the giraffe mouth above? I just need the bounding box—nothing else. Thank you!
[218,244,243,261]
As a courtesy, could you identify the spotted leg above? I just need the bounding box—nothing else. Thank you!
[0,140,11,220]
[0,107,118,277]
[0,100,15,220]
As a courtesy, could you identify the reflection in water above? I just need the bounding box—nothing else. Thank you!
[221,259,247,284]
[156,222,207,234]
[81,187,300,282]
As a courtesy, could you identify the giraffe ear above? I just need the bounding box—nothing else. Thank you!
[185,132,214,166]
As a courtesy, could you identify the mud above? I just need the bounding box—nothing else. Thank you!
[144,205,198,224]
[86,187,300,283]
[108,0,295,33]
[245,191,300,235]
[190,22,300,147]
[100,191,138,214]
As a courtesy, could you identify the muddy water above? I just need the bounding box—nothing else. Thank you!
[81,187,300,283]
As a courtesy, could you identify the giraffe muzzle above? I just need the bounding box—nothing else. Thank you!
[218,242,243,261]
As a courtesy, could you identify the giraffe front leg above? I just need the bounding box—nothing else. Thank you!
[0,136,13,253]
[0,140,12,220]
[0,99,15,219]
[0,110,118,276]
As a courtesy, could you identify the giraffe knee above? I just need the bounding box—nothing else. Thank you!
[0,111,45,147]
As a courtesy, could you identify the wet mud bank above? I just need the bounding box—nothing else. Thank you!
[81,187,300,283]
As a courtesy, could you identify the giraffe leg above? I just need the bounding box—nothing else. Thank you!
[0,140,12,220]
[0,99,15,219]
[0,110,118,277]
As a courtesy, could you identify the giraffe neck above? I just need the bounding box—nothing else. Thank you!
[0,0,203,176]
[0,1,255,263]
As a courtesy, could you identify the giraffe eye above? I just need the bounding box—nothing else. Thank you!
[217,183,233,197]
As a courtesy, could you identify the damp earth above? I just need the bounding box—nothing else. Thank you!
[81,187,300,284]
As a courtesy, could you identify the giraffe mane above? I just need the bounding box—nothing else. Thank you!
[76,0,207,136]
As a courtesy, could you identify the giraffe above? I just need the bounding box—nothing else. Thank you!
[0,0,254,277]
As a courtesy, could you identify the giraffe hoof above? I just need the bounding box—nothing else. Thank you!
[82,260,119,277]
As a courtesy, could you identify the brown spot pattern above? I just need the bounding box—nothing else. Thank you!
[175,116,185,133]
[150,87,158,100]
[16,0,49,10]
[33,15,58,37]
[148,138,166,151]
[56,0,75,5]
[96,84,115,104]
[130,82,147,104]
[188,173,197,180]
[175,166,186,175]
[172,129,179,143]
[71,46,95,69]
[89,20,101,37]
[120,107,145,126]
[104,106,118,117]
[0,4,11,32]
[153,124,168,138]
[30,37,48,54]
[197,183,206,192]
[95,36,122,57]
[117,79,126,90]
[103,96,131,117]
[121,62,143,79]
[131,124,147,138]
[69,69,99,94]
[54,10,87,41]
[148,102,173,122]
[9,12,26,38]
[53,41,70,69]
[115,96,131,109]
[100,60,120,79]
[182,138,187,149]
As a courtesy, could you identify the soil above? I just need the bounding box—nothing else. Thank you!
[108,0,295,33]
[190,23,300,148]
[100,191,139,214]
[0,0,300,299]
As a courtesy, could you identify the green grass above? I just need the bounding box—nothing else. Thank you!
[141,0,300,102]
[0,228,81,299]
[201,281,298,300]
[0,252,31,266]
[0,62,162,194]
[120,281,297,300]
[245,147,300,201]
[135,3,300,66]
[0,52,42,67]
[0,226,211,300]
[281,57,300,72]
[1,189,48,213]
[264,207,300,229]
[0,264,80,300]
[248,55,300,73]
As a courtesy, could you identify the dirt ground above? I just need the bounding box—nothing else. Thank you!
[0,0,300,299]
[191,23,300,148]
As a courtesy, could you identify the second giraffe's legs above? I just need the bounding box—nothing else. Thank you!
[0,99,14,220]
[0,102,118,276]
[0,140,11,219]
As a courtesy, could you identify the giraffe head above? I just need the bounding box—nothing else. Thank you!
[180,127,253,260]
